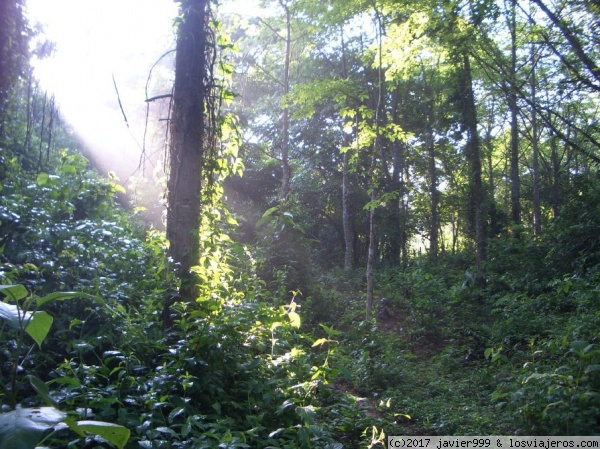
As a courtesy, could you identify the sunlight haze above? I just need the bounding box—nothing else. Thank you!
[26,0,179,184]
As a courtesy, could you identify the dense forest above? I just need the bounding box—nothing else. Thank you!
[1,0,599,447]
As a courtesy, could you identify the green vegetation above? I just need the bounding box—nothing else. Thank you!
[1,0,599,447]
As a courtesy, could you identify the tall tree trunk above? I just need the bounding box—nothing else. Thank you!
[391,84,407,267]
[342,150,354,270]
[366,2,384,319]
[167,0,210,303]
[279,0,291,201]
[550,134,561,218]
[36,91,47,173]
[507,0,521,225]
[458,52,487,278]
[423,70,439,260]
[531,44,542,236]
[366,183,376,320]
[24,70,33,154]
[46,95,55,164]
[340,27,354,271]
[427,131,439,260]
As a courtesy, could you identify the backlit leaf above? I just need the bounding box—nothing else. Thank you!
[67,420,130,449]
[288,311,301,328]
[25,311,53,348]
[0,407,65,449]
[0,284,28,301]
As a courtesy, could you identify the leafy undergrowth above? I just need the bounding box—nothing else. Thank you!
[316,233,600,438]
[1,152,599,448]
[0,152,347,448]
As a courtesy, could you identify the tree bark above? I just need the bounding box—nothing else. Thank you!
[531,44,542,236]
[365,182,376,320]
[167,0,210,302]
[366,2,384,319]
[340,28,354,271]
[24,70,33,154]
[423,70,439,260]
[36,91,47,173]
[507,0,521,225]
[342,150,354,270]
[279,0,292,201]
[550,134,561,218]
[458,52,487,278]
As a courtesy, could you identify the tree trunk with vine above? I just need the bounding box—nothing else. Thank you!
[167,0,210,304]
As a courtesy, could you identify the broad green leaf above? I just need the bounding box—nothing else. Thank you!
[27,375,56,407]
[569,340,589,354]
[36,173,50,187]
[36,291,105,307]
[49,377,81,388]
[288,311,301,328]
[156,426,178,436]
[295,405,316,423]
[319,324,342,337]
[0,407,66,449]
[276,399,295,415]
[25,311,53,348]
[0,302,33,329]
[0,284,28,301]
[312,338,329,347]
[67,420,130,449]
[256,206,279,227]
[585,364,600,374]
[111,183,126,194]
[168,407,185,422]
[69,318,83,329]
[61,164,77,174]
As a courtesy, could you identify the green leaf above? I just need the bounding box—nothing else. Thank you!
[295,405,316,424]
[25,311,53,348]
[69,318,83,329]
[0,302,33,329]
[36,291,105,308]
[288,311,301,328]
[27,375,56,407]
[256,206,279,227]
[0,284,28,301]
[394,413,412,419]
[276,399,295,415]
[319,324,342,337]
[569,340,589,354]
[0,407,66,449]
[67,420,130,449]
[61,164,77,175]
[585,364,600,374]
[48,377,81,388]
[36,173,50,187]
[312,338,329,347]
[111,183,126,194]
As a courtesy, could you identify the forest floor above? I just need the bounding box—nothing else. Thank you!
[322,280,518,440]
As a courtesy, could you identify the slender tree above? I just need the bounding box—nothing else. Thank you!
[279,0,292,201]
[530,43,542,236]
[506,0,521,225]
[458,51,487,274]
[340,27,355,271]
[167,0,212,301]
[366,1,385,320]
